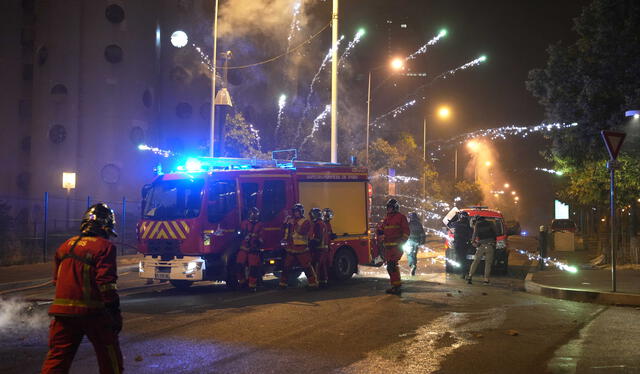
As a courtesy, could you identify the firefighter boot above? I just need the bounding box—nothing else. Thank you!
[410,265,417,276]
[385,286,402,295]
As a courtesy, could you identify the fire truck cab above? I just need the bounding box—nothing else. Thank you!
[137,156,372,289]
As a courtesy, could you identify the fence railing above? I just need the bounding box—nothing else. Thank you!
[0,193,141,266]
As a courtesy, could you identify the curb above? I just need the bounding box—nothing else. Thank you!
[524,272,640,306]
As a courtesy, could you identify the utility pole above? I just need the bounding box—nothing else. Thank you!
[330,0,338,163]
[209,0,219,158]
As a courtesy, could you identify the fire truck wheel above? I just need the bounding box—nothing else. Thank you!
[170,280,193,289]
[330,247,356,281]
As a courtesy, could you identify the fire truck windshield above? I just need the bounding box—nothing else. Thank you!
[143,178,204,220]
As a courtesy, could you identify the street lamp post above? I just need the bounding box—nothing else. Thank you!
[330,0,339,163]
[209,0,219,158]
[365,58,405,167]
[422,106,451,198]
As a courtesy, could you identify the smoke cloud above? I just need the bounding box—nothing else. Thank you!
[0,297,49,334]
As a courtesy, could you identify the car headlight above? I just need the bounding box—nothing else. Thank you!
[203,232,212,246]
[184,261,202,275]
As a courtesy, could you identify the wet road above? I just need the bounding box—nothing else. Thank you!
[1,237,639,373]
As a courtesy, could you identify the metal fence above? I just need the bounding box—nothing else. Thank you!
[0,193,141,266]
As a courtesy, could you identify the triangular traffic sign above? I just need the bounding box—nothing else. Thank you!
[601,130,626,160]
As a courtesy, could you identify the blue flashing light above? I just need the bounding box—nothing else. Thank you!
[522,231,528,236]
[176,165,185,171]
[185,158,203,172]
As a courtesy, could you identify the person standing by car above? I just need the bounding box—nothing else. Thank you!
[407,212,426,276]
[448,211,473,278]
[467,216,497,285]
[41,203,123,374]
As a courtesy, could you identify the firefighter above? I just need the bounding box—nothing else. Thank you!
[310,208,329,288]
[279,203,319,289]
[379,198,410,295]
[236,207,264,292]
[41,203,123,374]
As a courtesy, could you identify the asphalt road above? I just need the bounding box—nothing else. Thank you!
[1,237,639,373]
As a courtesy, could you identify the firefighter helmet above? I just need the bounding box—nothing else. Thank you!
[322,208,334,221]
[292,203,305,217]
[248,207,260,222]
[309,208,322,221]
[386,198,399,213]
[80,203,117,238]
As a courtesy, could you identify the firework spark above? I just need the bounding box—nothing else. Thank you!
[340,29,365,66]
[286,1,302,52]
[406,29,447,60]
[275,94,287,136]
[300,105,331,149]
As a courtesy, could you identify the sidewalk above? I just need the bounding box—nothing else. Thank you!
[0,254,141,293]
[525,248,640,306]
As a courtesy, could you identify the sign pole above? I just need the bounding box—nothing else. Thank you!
[601,130,626,292]
[608,159,616,292]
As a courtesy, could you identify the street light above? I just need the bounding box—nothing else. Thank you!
[365,58,406,166]
[504,183,510,188]
[625,109,640,119]
[390,57,405,71]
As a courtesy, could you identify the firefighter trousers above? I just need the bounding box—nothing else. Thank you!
[312,249,329,284]
[236,250,262,288]
[279,251,318,287]
[384,245,403,287]
[42,314,123,374]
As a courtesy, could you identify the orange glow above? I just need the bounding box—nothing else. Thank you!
[390,58,404,71]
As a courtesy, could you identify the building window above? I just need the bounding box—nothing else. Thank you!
[37,45,48,66]
[20,136,31,153]
[49,124,67,144]
[22,64,33,81]
[105,4,125,24]
[176,102,192,119]
[142,89,152,108]
[130,126,144,145]
[51,84,68,95]
[170,66,189,83]
[104,44,123,64]
[101,164,121,184]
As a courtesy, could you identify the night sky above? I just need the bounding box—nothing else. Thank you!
[332,0,589,228]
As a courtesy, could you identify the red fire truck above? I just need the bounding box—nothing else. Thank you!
[137,156,374,289]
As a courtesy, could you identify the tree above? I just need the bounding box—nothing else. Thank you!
[223,112,269,158]
[445,180,483,207]
[526,0,640,207]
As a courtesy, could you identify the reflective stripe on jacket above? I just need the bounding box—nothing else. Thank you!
[310,220,328,250]
[283,217,311,252]
[49,235,119,316]
[381,212,410,247]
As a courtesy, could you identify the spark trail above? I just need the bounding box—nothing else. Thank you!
[138,144,175,158]
[300,105,331,149]
[370,56,487,128]
[406,29,447,60]
[275,94,287,136]
[286,1,302,52]
[297,35,345,140]
[192,43,222,80]
[339,29,365,66]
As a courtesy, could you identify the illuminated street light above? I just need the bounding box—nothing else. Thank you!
[484,161,492,167]
[511,191,516,195]
[437,106,451,119]
[467,140,480,152]
[170,30,188,48]
[390,57,405,71]
[515,196,520,201]
[504,183,510,188]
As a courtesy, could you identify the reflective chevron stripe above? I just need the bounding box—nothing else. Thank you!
[140,221,192,240]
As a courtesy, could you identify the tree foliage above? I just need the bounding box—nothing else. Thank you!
[527,0,640,206]
[223,112,269,158]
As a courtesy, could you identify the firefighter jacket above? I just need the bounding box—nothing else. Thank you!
[381,212,410,247]
[309,220,328,250]
[239,220,264,251]
[324,221,334,246]
[283,217,311,253]
[49,235,119,316]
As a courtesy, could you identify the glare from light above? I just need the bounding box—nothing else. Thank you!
[356,28,366,38]
[390,57,404,71]
[504,183,510,188]
[479,55,487,62]
[515,196,520,201]
[511,191,516,195]
[635,114,640,119]
[185,158,202,172]
[437,106,451,119]
[466,140,480,151]
[170,30,189,48]
[439,29,448,37]
[484,161,492,167]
